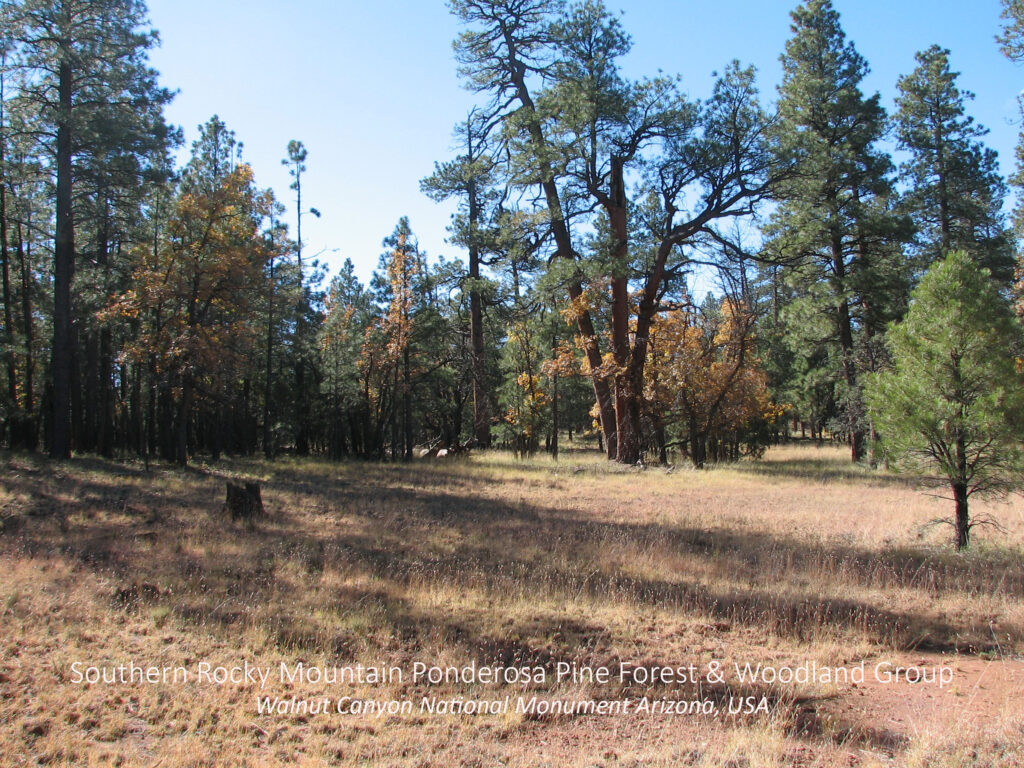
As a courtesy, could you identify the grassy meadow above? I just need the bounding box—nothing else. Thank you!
[2,443,1024,766]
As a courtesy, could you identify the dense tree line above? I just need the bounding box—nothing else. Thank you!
[0,0,1022,495]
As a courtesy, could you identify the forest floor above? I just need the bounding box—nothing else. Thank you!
[2,443,1024,767]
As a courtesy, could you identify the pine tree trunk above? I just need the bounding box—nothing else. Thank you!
[505,56,616,458]
[470,285,489,446]
[689,415,706,469]
[50,57,74,459]
[70,323,83,450]
[1,126,17,422]
[17,223,35,448]
[953,431,969,550]
[97,211,114,457]
[572,280,616,459]
[466,161,491,448]
[99,325,113,456]
[953,481,969,550]
[403,346,412,460]
[0,62,17,445]
[130,360,142,457]
[295,358,308,455]
[831,227,864,462]
[551,370,558,460]
[609,157,640,465]
[176,374,192,466]
[611,272,640,463]
[82,328,98,452]
[263,255,275,459]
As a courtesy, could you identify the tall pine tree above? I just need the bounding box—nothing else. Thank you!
[4,0,175,458]
[894,45,1013,282]
[766,0,908,462]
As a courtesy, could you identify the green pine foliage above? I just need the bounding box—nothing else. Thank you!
[0,0,1021,507]
[764,0,911,462]
[894,45,1014,283]
[865,252,1024,549]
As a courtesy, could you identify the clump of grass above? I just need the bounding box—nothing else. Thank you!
[149,605,172,628]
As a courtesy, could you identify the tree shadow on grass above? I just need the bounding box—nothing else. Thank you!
[3,452,1021,659]
[256,459,1024,603]
[729,456,927,489]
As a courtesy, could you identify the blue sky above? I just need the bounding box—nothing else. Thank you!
[145,0,1023,286]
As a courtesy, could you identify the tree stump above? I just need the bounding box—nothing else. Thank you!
[224,482,264,524]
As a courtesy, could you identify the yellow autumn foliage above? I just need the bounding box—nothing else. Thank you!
[645,300,783,441]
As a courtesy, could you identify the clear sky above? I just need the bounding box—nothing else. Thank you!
[144,0,1023,286]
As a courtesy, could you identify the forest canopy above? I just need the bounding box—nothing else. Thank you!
[1,0,1022,534]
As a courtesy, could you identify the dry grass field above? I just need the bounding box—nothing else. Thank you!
[2,443,1024,767]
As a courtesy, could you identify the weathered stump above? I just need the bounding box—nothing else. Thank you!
[224,481,264,524]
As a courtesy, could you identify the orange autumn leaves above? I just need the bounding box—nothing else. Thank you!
[645,300,784,451]
[505,293,783,458]
[111,164,274,391]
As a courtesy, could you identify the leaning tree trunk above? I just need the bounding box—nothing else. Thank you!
[505,55,616,458]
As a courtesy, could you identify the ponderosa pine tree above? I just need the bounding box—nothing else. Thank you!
[450,0,619,457]
[999,0,1024,61]
[997,0,1024,311]
[281,139,320,455]
[865,251,1024,550]
[450,0,781,464]
[766,0,909,462]
[319,257,372,458]
[3,0,174,459]
[261,204,293,459]
[421,110,499,448]
[895,45,1013,282]
[0,53,43,449]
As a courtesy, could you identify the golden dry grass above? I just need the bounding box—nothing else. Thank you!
[1,443,1023,766]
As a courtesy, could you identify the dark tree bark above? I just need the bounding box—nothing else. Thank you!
[466,141,491,448]
[500,29,617,457]
[50,54,74,459]
[403,345,412,460]
[16,220,35,448]
[224,481,264,523]
[81,326,97,451]
[550,364,558,461]
[263,252,276,459]
[953,432,970,550]
[176,374,192,466]
[0,85,16,423]
[97,207,114,457]
[830,224,865,462]
[607,157,637,464]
